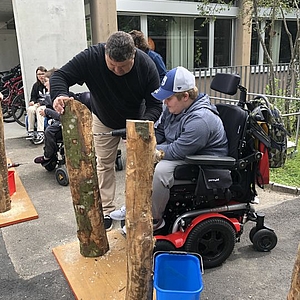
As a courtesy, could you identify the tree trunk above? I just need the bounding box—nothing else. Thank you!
[0,106,11,213]
[61,99,109,257]
[125,120,156,300]
[287,243,300,300]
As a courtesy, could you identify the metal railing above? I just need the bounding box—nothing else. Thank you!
[195,64,300,156]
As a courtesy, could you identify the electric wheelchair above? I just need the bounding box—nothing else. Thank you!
[153,73,278,269]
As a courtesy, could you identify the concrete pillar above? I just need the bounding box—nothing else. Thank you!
[12,0,87,105]
[234,0,252,67]
[90,0,117,44]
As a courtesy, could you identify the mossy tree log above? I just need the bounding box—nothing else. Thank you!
[125,120,156,300]
[61,99,109,257]
[0,106,11,213]
[287,243,300,300]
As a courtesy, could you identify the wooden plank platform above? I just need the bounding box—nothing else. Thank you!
[53,231,129,300]
[0,165,39,227]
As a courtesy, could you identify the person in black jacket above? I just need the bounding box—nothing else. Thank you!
[27,66,48,144]
[50,31,162,230]
[129,30,167,82]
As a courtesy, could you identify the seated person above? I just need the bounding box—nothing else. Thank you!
[111,66,228,233]
[34,68,91,165]
[27,66,48,144]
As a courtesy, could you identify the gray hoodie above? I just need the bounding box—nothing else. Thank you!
[155,93,228,160]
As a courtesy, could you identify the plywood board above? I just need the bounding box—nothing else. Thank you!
[0,165,38,227]
[53,231,128,300]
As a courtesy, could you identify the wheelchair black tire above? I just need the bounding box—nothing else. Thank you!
[252,229,277,252]
[184,217,236,269]
[12,94,26,127]
[55,166,69,186]
[153,239,176,253]
[116,156,123,171]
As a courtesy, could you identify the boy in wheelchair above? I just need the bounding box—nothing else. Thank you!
[34,69,91,169]
[151,66,229,230]
[112,66,229,233]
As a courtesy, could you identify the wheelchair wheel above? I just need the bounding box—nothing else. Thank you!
[252,229,277,252]
[249,226,257,243]
[55,166,69,186]
[184,217,236,269]
[115,156,123,171]
[115,149,123,171]
[153,239,176,253]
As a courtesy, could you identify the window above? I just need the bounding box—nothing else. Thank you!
[214,19,231,66]
[118,14,233,69]
[194,18,209,68]
[117,16,140,32]
[147,16,169,66]
[279,21,296,63]
[250,21,259,65]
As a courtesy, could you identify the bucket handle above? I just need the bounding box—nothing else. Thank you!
[153,251,204,275]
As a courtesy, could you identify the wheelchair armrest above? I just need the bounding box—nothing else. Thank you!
[185,155,236,167]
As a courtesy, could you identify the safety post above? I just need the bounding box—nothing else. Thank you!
[0,106,11,213]
[125,120,156,300]
[61,99,109,257]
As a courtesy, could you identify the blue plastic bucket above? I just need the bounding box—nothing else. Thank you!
[154,252,203,300]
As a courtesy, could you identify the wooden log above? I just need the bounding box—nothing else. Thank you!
[0,105,11,213]
[61,99,109,257]
[125,120,156,300]
[287,243,300,300]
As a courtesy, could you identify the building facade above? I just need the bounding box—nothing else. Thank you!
[85,0,298,71]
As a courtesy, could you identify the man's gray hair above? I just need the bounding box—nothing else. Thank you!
[105,31,135,62]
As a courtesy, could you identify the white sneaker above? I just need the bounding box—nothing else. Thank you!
[110,205,126,220]
[251,196,260,204]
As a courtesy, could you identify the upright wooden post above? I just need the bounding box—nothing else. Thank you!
[287,243,300,300]
[125,120,156,300]
[0,106,11,213]
[61,99,109,257]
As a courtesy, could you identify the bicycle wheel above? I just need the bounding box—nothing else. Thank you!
[12,94,26,127]
[1,102,14,121]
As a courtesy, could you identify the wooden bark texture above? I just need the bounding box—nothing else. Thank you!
[125,120,156,300]
[0,106,11,213]
[287,243,300,300]
[61,99,109,257]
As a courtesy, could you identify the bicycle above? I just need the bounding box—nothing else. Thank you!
[1,69,24,123]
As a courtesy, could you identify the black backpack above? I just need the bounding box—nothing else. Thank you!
[248,95,290,168]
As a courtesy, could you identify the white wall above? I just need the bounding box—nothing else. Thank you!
[12,0,87,104]
[0,30,19,71]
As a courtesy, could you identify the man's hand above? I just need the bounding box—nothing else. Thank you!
[53,96,73,114]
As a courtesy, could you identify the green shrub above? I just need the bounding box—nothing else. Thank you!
[270,140,300,187]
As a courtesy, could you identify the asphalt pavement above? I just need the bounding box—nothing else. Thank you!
[1,120,299,300]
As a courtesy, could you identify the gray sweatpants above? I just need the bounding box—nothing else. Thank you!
[152,159,187,219]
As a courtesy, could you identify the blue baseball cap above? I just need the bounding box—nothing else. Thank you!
[151,66,195,100]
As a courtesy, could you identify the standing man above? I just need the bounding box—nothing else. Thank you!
[50,31,162,230]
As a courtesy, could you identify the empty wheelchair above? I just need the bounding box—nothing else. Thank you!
[154,73,278,269]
